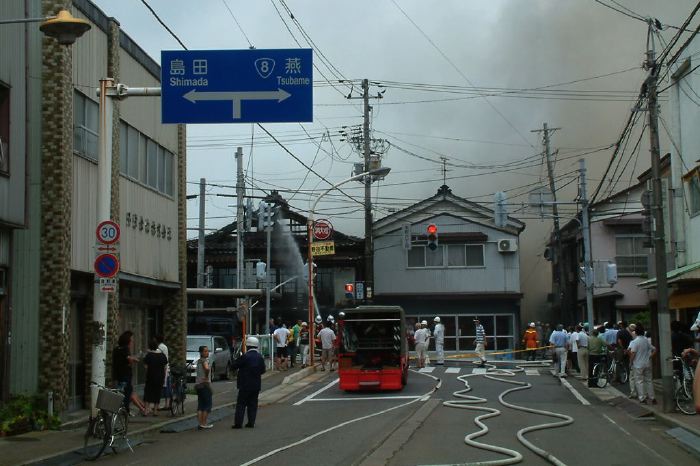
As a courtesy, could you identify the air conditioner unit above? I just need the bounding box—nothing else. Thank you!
[497,239,517,253]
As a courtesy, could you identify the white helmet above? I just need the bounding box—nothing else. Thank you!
[421,320,428,325]
[338,311,345,319]
[434,316,441,323]
[245,336,259,348]
[315,316,323,324]
[327,315,335,322]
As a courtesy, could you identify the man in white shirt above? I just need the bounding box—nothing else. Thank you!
[273,324,290,371]
[414,322,429,368]
[433,317,445,365]
[628,323,657,404]
[574,325,589,381]
[318,324,336,371]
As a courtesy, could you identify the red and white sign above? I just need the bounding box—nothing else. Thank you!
[94,253,120,278]
[96,220,120,245]
[313,219,333,241]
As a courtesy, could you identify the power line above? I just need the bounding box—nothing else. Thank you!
[139,0,188,49]
[221,0,254,48]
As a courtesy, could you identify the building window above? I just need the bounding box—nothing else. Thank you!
[0,83,9,175]
[688,173,700,216]
[408,246,425,268]
[447,244,484,267]
[73,91,98,160]
[118,119,176,197]
[615,235,648,275]
[408,243,484,268]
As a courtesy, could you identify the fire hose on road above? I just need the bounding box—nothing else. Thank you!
[428,362,573,466]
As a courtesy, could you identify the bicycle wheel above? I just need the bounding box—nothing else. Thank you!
[675,386,696,415]
[109,409,129,452]
[83,412,110,461]
[593,363,608,388]
[617,364,628,384]
[170,387,184,416]
[682,369,694,399]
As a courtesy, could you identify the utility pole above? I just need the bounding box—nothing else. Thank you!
[196,178,206,311]
[362,78,373,298]
[533,123,569,324]
[579,159,595,336]
[235,147,245,299]
[645,22,673,413]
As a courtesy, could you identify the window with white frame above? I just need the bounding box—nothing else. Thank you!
[119,120,175,197]
[615,235,648,275]
[408,243,484,268]
[73,91,99,160]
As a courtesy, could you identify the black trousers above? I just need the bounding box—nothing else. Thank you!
[234,389,260,427]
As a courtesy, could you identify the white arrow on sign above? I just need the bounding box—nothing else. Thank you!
[183,88,292,119]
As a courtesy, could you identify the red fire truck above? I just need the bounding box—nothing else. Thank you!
[337,306,408,391]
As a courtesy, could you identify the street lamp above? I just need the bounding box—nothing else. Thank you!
[0,9,91,45]
[307,166,391,366]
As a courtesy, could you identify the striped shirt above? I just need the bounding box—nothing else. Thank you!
[475,324,485,343]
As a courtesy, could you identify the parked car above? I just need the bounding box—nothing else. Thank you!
[186,335,232,381]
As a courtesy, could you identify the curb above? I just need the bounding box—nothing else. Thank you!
[21,369,315,466]
[562,372,700,439]
[281,365,317,384]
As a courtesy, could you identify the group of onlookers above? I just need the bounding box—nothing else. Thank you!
[543,318,700,408]
[270,316,337,371]
[111,331,171,417]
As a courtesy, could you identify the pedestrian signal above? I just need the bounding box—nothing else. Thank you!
[427,224,438,251]
[344,283,355,299]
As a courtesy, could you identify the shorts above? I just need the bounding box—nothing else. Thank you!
[321,348,334,360]
[415,343,427,359]
[196,384,212,412]
[276,347,288,358]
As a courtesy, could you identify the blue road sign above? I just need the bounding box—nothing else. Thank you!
[94,253,120,278]
[161,49,313,124]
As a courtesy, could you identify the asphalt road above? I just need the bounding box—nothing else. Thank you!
[85,362,698,466]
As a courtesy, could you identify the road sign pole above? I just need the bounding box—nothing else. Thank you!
[91,78,115,415]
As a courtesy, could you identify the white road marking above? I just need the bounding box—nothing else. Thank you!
[308,395,422,402]
[445,367,460,374]
[419,367,436,373]
[293,378,339,406]
[560,377,590,405]
[602,414,674,466]
[472,368,487,374]
[525,369,540,376]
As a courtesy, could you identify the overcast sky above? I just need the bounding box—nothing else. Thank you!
[92,0,695,241]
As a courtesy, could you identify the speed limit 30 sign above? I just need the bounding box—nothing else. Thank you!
[96,220,120,244]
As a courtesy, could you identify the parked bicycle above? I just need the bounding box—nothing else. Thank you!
[83,382,133,460]
[592,350,628,388]
[670,355,696,415]
[168,363,191,416]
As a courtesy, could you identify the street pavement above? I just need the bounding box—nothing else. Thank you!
[4,358,700,465]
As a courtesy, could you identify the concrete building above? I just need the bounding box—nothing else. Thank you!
[557,178,654,326]
[0,0,186,411]
[664,38,700,324]
[372,185,525,353]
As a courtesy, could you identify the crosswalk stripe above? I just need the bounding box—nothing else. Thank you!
[445,367,460,374]
[525,369,540,376]
[472,368,487,374]
[419,367,436,373]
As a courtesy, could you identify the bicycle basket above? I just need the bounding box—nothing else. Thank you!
[96,388,124,413]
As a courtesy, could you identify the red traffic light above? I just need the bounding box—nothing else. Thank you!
[344,283,354,293]
[427,224,437,234]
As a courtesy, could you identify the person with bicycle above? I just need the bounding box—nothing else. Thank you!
[588,329,606,387]
[112,331,147,415]
[629,323,657,405]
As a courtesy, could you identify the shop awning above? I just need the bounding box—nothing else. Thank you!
[669,289,700,309]
[637,261,700,289]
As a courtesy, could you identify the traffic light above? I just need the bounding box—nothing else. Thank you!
[427,224,438,251]
[344,283,355,299]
